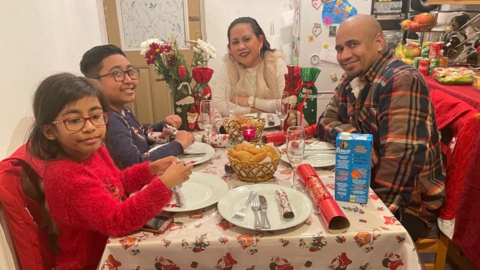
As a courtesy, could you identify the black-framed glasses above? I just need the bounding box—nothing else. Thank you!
[51,113,109,131]
[95,69,140,82]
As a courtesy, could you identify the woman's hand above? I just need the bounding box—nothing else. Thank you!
[250,108,264,113]
[160,161,194,189]
[231,95,250,107]
[164,114,182,128]
[148,156,178,175]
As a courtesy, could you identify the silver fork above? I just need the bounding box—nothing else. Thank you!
[232,190,256,220]
[251,193,262,230]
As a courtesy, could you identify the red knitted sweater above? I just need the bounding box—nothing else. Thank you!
[43,146,172,270]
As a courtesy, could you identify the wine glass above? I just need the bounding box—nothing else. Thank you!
[286,126,305,189]
[276,91,289,130]
[227,89,237,116]
[200,100,214,143]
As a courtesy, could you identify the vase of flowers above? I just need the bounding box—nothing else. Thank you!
[140,36,216,131]
[191,39,216,130]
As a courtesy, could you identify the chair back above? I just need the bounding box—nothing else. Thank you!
[0,145,57,270]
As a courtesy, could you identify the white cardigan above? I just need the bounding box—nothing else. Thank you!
[213,57,288,116]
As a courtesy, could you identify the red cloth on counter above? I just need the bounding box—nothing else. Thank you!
[452,119,480,269]
[430,90,479,222]
[425,75,480,111]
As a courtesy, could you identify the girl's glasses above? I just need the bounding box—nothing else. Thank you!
[51,112,109,131]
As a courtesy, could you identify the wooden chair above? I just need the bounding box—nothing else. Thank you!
[415,233,449,270]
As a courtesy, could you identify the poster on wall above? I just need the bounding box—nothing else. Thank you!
[322,0,358,25]
[116,0,190,51]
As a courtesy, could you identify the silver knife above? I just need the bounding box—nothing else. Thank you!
[304,148,336,152]
[259,195,271,229]
[304,153,336,159]
[179,153,206,158]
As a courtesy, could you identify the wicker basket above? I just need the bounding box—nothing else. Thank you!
[223,116,266,143]
[227,144,281,182]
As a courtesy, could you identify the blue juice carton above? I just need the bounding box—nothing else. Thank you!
[335,132,372,204]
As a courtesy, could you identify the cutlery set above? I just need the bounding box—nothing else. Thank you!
[232,190,271,230]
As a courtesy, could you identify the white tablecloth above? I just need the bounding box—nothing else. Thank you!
[99,145,422,270]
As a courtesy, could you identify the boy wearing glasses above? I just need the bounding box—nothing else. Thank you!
[80,44,194,168]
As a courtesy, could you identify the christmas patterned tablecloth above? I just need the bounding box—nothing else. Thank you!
[99,145,422,270]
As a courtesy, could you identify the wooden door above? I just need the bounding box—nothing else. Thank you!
[102,0,202,125]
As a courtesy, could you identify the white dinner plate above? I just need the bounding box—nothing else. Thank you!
[243,113,280,129]
[163,172,228,212]
[217,184,312,231]
[150,142,215,166]
[279,141,336,168]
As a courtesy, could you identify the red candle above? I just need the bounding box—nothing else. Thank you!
[242,126,256,142]
[178,65,186,78]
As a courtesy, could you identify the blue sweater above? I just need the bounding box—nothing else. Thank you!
[107,107,183,168]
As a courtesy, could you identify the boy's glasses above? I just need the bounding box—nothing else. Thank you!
[51,113,109,131]
[95,69,140,82]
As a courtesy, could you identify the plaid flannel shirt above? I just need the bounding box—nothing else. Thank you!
[317,50,445,224]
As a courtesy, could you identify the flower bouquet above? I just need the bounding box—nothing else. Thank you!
[140,36,192,130]
[191,39,216,130]
[140,35,216,131]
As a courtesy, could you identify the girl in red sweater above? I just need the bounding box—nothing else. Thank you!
[26,73,193,270]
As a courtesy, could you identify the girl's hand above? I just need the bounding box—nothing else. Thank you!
[160,161,193,189]
[148,156,177,176]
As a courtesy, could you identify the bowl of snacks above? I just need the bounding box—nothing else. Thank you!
[223,115,266,143]
[227,142,281,182]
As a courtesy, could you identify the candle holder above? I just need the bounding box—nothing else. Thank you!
[242,126,257,142]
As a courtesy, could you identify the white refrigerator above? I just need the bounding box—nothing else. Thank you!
[292,0,372,118]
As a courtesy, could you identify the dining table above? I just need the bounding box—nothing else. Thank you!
[98,131,422,270]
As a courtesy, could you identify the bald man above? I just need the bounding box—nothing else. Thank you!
[317,15,445,241]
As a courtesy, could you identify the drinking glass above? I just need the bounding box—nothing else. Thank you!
[275,91,289,130]
[286,126,305,189]
[227,89,237,116]
[200,100,214,143]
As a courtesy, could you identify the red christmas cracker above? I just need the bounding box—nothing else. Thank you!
[193,133,229,148]
[297,163,350,234]
[275,189,295,219]
[261,124,318,146]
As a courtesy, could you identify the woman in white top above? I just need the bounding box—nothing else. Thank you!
[213,17,288,116]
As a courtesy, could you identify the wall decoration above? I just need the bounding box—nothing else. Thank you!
[312,23,322,37]
[323,17,334,25]
[322,0,358,25]
[312,0,322,10]
[116,0,190,51]
[329,25,337,37]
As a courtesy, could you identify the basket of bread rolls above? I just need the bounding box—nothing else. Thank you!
[223,115,265,143]
[227,142,281,182]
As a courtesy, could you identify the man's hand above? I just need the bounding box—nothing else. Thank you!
[164,115,182,128]
[175,131,195,149]
[148,156,178,175]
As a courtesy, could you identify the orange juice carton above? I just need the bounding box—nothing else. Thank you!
[335,132,372,204]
